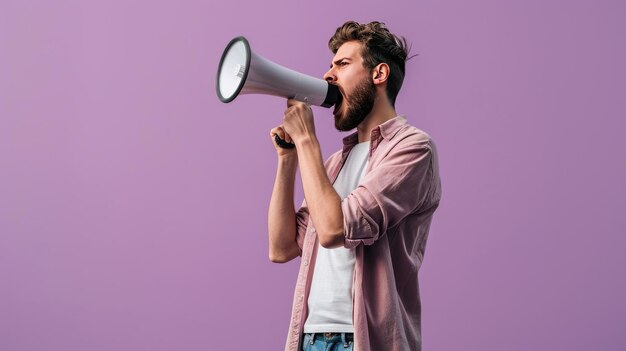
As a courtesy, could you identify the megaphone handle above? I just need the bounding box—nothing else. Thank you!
[274,134,296,149]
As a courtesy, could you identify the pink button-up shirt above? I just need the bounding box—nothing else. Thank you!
[284,116,442,351]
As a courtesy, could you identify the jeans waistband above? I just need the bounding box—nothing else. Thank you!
[305,332,354,342]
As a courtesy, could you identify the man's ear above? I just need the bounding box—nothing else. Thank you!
[372,63,390,85]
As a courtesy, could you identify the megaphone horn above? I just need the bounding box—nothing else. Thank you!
[216,36,339,108]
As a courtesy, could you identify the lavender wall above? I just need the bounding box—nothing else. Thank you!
[1,0,625,350]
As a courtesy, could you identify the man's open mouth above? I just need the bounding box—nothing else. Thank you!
[333,91,344,115]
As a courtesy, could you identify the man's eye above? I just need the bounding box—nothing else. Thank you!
[340,61,348,66]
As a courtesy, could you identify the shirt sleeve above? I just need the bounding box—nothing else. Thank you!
[342,144,434,249]
[295,200,309,252]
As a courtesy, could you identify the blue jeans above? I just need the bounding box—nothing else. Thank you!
[302,333,354,351]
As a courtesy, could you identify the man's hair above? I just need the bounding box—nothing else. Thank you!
[328,21,411,106]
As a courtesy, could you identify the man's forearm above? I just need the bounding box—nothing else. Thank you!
[297,136,344,248]
[268,155,300,262]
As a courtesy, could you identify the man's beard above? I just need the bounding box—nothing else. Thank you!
[334,77,376,131]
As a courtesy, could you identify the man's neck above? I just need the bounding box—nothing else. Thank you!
[357,97,398,143]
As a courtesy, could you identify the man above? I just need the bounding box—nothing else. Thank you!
[268,21,441,351]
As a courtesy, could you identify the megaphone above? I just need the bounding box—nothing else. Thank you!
[216,36,339,108]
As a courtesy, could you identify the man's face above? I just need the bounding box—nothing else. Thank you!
[323,41,377,131]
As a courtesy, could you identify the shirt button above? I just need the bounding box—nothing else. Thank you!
[303,260,308,266]
[310,228,316,233]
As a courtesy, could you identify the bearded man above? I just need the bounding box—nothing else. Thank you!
[268,21,442,351]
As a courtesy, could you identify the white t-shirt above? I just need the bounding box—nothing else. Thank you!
[303,141,370,333]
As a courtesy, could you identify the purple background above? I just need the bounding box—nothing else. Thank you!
[1,0,625,350]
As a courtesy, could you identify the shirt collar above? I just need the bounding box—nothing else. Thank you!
[342,115,408,147]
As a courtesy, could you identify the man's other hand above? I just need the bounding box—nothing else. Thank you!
[282,98,317,145]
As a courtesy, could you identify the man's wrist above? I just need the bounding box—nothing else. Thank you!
[296,134,319,149]
[278,153,298,165]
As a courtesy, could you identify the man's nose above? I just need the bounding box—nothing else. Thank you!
[323,69,336,83]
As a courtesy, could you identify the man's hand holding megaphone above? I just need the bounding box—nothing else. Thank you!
[270,98,316,156]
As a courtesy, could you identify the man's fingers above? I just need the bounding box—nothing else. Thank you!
[270,126,292,144]
[287,98,309,108]
[283,130,292,143]
[270,126,280,138]
[278,126,292,144]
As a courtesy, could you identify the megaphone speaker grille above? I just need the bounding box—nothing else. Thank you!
[216,36,251,103]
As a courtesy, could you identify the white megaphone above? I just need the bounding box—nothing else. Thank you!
[216,36,339,108]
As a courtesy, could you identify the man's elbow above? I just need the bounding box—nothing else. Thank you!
[268,245,299,263]
[269,252,292,263]
[318,231,345,249]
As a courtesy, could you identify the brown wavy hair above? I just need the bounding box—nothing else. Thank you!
[328,21,411,106]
